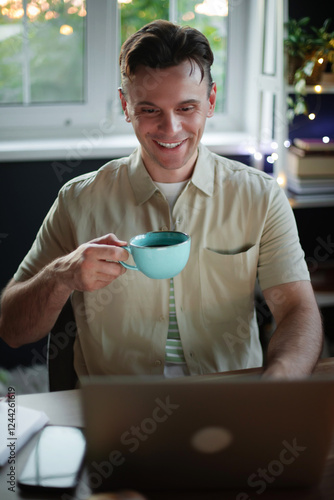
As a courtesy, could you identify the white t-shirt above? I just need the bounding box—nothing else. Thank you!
[154,180,190,378]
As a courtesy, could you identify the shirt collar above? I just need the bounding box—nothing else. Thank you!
[128,143,215,205]
[190,143,215,197]
[128,147,158,205]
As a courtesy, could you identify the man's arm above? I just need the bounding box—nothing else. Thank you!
[262,280,323,378]
[0,234,128,348]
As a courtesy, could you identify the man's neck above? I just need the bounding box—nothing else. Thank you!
[141,149,198,183]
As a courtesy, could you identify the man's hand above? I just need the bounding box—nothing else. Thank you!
[56,233,129,293]
[0,234,130,348]
[262,281,323,379]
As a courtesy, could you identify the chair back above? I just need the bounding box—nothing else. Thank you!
[48,298,78,391]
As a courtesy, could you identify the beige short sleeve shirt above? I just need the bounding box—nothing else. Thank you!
[14,145,310,377]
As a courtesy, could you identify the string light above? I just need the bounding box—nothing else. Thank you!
[276,174,286,187]
[314,85,322,93]
[284,140,291,148]
[322,136,330,144]
[253,152,263,161]
[308,113,316,120]
[318,57,324,64]
[182,11,195,21]
[195,0,228,17]
[60,24,73,35]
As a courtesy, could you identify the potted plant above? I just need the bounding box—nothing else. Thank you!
[300,18,334,84]
[310,18,334,83]
[284,17,313,84]
[284,17,334,122]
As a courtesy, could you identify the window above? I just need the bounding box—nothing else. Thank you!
[119,0,228,113]
[0,0,249,141]
[0,0,86,105]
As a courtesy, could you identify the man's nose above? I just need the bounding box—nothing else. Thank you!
[158,112,182,135]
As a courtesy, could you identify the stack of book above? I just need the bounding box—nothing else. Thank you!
[287,138,334,205]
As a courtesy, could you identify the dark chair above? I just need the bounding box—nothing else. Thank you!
[47,298,78,391]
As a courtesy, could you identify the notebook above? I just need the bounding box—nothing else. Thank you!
[81,374,334,493]
[0,403,49,467]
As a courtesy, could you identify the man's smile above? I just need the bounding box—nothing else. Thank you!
[154,139,187,149]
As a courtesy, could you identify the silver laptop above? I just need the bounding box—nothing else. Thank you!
[81,374,334,493]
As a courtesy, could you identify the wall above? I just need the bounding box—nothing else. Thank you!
[0,157,111,369]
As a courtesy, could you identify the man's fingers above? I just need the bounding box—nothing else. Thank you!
[96,262,127,280]
[90,233,128,247]
[83,243,129,263]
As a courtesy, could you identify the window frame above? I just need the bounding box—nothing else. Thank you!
[0,0,251,142]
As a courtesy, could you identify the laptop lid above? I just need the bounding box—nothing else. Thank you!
[81,374,334,493]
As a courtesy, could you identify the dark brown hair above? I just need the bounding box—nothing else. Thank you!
[119,20,214,93]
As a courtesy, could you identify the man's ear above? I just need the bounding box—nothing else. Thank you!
[207,82,217,118]
[118,88,131,122]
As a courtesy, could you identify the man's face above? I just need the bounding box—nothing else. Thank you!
[119,61,216,182]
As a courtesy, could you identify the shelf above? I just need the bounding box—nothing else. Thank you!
[286,83,334,94]
[315,291,334,308]
[289,197,334,209]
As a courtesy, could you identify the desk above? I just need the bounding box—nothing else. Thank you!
[1,359,334,500]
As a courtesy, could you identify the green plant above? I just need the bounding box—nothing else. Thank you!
[284,17,313,58]
[311,18,334,71]
[284,17,334,122]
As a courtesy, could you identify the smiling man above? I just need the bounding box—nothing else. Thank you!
[0,20,323,381]
[119,60,216,182]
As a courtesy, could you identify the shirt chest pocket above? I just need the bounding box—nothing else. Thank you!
[199,245,259,324]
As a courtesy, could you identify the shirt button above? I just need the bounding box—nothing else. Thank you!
[159,315,165,321]
[189,351,194,358]
[154,359,162,366]
[175,217,183,224]
[160,225,168,231]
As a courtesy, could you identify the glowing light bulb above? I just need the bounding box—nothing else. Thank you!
[276,175,286,187]
[322,136,330,144]
[308,113,316,120]
[314,85,322,93]
[284,140,291,148]
[318,58,324,64]
[60,24,73,35]
[254,152,263,161]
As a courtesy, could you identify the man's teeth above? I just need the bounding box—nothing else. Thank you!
[157,141,183,149]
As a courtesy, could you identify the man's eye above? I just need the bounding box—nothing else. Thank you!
[180,106,194,112]
[142,108,157,114]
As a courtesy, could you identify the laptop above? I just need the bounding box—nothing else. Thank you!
[80,374,334,493]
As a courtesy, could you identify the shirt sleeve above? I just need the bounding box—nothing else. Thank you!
[257,183,310,291]
[14,187,77,282]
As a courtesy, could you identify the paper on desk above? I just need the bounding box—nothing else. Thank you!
[0,402,49,466]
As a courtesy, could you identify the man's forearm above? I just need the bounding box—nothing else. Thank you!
[264,304,323,378]
[0,261,72,348]
[0,234,129,348]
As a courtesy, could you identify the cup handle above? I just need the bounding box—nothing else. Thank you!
[119,246,139,271]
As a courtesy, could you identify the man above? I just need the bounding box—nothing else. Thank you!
[0,20,323,380]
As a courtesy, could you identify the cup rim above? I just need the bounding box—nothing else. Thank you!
[130,231,190,248]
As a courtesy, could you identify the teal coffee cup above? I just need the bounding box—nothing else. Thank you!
[119,231,191,279]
